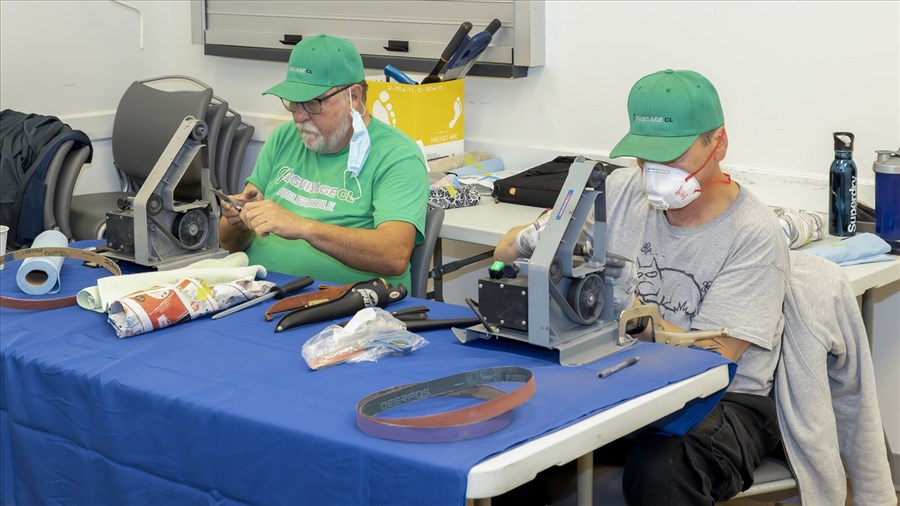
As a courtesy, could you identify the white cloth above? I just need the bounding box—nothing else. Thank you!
[776,251,896,505]
[76,252,267,313]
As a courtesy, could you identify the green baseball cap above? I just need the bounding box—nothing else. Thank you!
[263,34,365,102]
[609,69,724,163]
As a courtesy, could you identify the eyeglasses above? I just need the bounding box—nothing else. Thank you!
[281,85,351,115]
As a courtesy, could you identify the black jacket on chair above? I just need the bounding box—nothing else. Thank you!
[0,109,92,248]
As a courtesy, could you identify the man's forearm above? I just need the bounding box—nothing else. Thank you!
[494,225,528,263]
[301,220,415,277]
[238,198,416,277]
[626,300,751,362]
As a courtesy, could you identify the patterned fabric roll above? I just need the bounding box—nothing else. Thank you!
[772,208,825,249]
[429,184,481,210]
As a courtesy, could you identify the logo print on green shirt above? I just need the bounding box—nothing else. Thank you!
[274,166,357,210]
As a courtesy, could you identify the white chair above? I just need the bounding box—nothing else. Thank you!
[726,456,798,504]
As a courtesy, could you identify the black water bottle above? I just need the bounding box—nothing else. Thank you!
[829,132,858,237]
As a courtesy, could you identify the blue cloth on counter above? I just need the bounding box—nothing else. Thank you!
[448,157,505,177]
[1,260,733,506]
[804,232,894,266]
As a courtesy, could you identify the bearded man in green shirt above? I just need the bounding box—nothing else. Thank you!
[219,35,429,288]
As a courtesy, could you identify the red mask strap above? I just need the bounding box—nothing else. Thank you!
[688,131,731,190]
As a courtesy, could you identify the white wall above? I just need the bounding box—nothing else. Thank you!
[2,0,898,208]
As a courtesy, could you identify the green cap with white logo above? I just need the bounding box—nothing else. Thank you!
[609,69,724,163]
[263,34,365,102]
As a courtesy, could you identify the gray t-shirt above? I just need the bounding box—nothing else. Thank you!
[606,167,790,396]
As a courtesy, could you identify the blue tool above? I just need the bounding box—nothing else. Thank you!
[384,65,417,85]
[442,18,502,81]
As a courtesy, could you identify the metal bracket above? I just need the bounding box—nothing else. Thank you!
[618,305,728,349]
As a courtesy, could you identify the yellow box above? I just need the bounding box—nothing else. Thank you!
[366,78,464,161]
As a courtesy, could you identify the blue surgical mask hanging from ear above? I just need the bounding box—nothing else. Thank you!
[346,89,371,178]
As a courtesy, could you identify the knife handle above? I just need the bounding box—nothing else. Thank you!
[424,21,474,80]
[485,18,502,36]
[441,22,474,62]
[403,317,482,332]
[272,276,314,298]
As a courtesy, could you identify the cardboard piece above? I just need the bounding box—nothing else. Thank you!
[366,78,464,161]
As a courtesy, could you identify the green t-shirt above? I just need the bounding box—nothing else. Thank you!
[246,117,428,288]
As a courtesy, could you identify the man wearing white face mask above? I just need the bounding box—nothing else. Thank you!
[219,35,429,288]
[494,70,789,505]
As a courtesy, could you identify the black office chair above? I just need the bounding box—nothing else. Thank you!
[215,110,240,192]
[69,78,213,240]
[226,118,255,194]
[43,140,93,240]
[409,202,445,299]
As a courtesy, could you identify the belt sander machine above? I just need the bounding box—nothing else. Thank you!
[455,157,637,365]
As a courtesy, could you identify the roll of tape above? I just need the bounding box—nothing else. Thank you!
[16,230,68,295]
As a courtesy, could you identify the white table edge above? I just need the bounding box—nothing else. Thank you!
[465,364,731,499]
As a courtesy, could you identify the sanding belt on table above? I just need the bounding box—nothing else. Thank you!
[0,247,121,310]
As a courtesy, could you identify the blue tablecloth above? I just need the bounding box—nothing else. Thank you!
[0,250,733,505]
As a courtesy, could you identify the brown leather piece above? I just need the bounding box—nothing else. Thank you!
[0,247,121,311]
[264,282,353,321]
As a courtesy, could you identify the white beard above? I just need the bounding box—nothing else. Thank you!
[296,111,351,153]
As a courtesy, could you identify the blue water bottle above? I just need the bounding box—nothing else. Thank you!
[828,132,858,237]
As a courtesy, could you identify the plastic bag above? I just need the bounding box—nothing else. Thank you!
[301,307,428,370]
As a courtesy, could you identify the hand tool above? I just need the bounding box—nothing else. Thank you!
[335,305,431,327]
[384,65,417,85]
[464,297,500,334]
[403,317,482,332]
[442,18,502,81]
[420,21,473,84]
[211,188,242,211]
[598,356,640,379]
[212,276,313,320]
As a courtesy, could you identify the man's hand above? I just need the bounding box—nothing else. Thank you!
[218,183,416,276]
[606,253,635,314]
[494,211,551,263]
[240,199,305,239]
[514,211,551,258]
[218,184,262,252]
[220,186,262,232]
